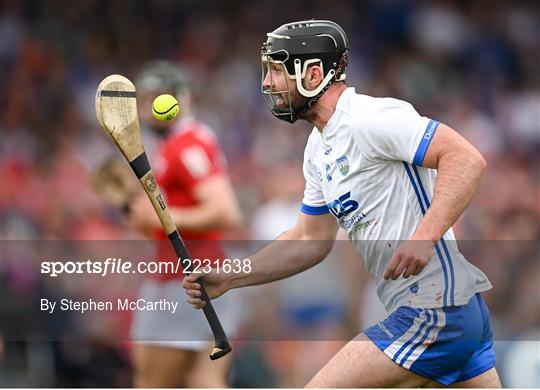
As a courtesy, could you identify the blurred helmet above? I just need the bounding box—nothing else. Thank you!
[261,20,349,123]
[136,60,190,98]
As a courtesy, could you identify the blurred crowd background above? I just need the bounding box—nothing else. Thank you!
[1,0,539,387]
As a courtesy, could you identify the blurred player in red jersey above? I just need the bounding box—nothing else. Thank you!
[128,61,242,387]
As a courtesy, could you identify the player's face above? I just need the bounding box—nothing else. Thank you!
[262,61,308,122]
[262,62,290,104]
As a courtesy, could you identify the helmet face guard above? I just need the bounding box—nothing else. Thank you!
[261,51,299,123]
[260,20,349,123]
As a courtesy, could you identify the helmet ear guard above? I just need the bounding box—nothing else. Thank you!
[294,59,336,98]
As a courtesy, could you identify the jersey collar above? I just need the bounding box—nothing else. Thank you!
[320,87,355,140]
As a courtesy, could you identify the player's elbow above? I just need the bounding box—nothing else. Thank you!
[222,207,243,230]
[471,149,487,177]
[477,153,487,174]
[292,238,333,267]
[285,224,335,263]
[312,239,335,264]
[324,238,336,257]
[455,143,487,178]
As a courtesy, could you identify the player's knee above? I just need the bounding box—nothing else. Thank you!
[134,367,182,388]
[132,348,184,387]
[185,374,227,388]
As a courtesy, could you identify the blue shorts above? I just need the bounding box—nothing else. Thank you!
[364,293,496,386]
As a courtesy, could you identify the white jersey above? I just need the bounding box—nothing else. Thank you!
[301,87,492,313]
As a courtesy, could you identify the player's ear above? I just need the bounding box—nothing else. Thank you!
[306,64,324,89]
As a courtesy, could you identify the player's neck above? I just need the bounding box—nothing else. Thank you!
[308,83,347,132]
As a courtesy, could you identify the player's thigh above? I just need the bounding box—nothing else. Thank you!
[185,343,233,388]
[452,368,501,388]
[132,343,196,387]
[306,333,441,388]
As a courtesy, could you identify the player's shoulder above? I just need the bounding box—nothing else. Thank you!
[166,117,220,149]
[346,93,419,131]
[348,93,415,118]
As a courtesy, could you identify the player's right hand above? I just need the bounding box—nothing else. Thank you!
[183,271,229,309]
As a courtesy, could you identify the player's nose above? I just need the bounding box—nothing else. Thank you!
[262,71,272,90]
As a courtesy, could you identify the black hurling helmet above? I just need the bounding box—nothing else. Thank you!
[136,60,190,98]
[261,20,349,123]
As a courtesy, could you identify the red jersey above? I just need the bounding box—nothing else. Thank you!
[151,117,228,280]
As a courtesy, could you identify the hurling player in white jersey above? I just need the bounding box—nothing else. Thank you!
[184,20,501,387]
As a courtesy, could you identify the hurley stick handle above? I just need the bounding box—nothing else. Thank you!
[130,152,232,360]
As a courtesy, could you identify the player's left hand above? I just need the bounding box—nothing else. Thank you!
[383,237,435,280]
[128,194,161,231]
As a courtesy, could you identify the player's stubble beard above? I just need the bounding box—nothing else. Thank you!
[151,123,172,138]
[281,86,315,123]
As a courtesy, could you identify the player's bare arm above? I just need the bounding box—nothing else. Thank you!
[129,173,242,233]
[168,174,242,232]
[184,212,338,308]
[384,124,487,280]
